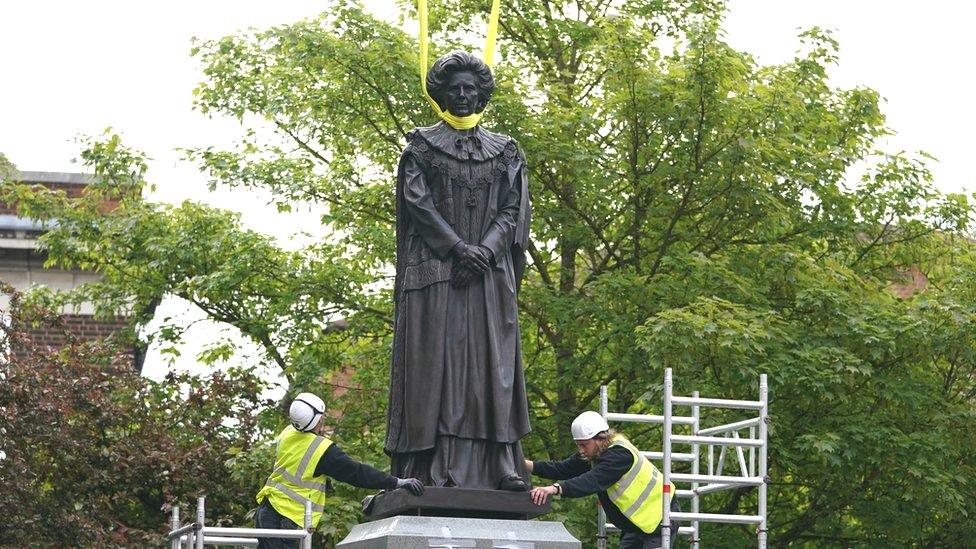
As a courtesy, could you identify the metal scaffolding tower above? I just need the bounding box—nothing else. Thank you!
[597,368,769,548]
[165,496,313,548]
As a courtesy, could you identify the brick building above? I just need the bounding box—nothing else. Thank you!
[0,171,141,370]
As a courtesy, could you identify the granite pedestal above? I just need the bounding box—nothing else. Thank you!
[337,515,580,549]
[338,489,579,549]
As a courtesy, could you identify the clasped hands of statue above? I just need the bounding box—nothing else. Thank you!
[451,241,493,288]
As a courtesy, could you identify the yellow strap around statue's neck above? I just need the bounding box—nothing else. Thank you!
[418,0,501,129]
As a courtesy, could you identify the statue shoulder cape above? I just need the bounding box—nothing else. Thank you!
[405,122,517,162]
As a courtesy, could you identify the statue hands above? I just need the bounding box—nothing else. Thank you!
[453,242,493,273]
[451,264,481,288]
[451,242,493,288]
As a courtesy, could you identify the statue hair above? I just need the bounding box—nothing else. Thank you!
[426,50,495,114]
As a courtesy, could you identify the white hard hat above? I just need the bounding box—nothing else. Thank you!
[571,411,610,440]
[289,393,325,432]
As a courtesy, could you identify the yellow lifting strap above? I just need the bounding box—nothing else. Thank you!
[418,0,501,129]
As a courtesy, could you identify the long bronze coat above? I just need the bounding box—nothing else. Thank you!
[385,122,531,487]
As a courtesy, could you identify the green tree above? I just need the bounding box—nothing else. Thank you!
[0,152,16,180]
[2,0,975,545]
[0,284,269,546]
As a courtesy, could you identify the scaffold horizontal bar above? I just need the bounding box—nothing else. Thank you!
[165,524,197,540]
[675,489,695,498]
[698,417,761,436]
[203,527,310,540]
[670,473,764,486]
[671,434,763,447]
[672,396,762,410]
[202,537,259,547]
[693,483,737,496]
[641,451,695,462]
[606,523,695,536]
[670,512,763,525]
[606,412,695,426]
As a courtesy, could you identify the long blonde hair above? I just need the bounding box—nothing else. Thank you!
[587,429,617,463]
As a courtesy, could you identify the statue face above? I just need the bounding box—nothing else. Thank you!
[443,71,480,117]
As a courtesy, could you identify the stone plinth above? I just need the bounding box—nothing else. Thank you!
[337,515,580,549]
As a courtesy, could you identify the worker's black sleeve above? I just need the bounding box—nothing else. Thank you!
[558,446,634,498]
[313,443,398,490]
[532,453,591,481]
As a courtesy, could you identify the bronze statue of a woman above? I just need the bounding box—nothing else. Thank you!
[385,50,531,491]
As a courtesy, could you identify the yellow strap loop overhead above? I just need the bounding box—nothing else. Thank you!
[418,0,501,129]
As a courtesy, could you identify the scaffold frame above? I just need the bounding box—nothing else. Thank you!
[165,496,313,548]
[597,368,769,548]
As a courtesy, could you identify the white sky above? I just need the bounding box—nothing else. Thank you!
[1,1,974,380]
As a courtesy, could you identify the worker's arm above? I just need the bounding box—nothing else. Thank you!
[314,444,398,490]
[530,453,590,481]
[558,446,633,498]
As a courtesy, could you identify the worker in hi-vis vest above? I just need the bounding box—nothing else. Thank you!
[525,411,680,549]
[255,392,424,549]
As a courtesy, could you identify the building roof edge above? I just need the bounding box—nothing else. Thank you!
[15,171,91,185]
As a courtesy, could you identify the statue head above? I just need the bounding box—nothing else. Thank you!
[426,50,495,117]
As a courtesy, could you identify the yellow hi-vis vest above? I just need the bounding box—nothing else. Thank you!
[606,434,674,534]
[255,426,333,528]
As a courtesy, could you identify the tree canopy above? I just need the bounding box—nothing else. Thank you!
[0,284,269,546]
[2,0,975,545]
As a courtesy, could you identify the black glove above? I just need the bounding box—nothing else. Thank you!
[452,242,491,274]
[396,477,425,496]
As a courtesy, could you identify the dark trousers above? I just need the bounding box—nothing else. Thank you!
[618,499,681,549]
[254,498,301,549]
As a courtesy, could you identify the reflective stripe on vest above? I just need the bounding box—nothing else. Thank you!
[265,481,326,513]
[272,466,328,492]
[255,426,333,527]
[606,434,673,534]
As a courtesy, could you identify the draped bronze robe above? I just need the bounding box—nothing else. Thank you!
[385,122,531,489]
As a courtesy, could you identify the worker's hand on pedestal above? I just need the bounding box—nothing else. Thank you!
[396,477,425,496]
[529,485,558,505]
[524,459,534,473]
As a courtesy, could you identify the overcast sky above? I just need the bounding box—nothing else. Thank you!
[1,1,974,380]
